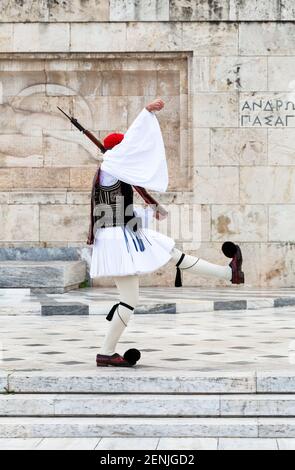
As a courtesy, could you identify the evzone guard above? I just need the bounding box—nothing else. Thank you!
[60,99,245,367]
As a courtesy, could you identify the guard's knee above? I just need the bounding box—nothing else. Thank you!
[171,247,183,264]
[132,289,139,308]
[117,306,133,327]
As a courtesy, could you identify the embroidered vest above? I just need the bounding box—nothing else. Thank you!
[93,179,140,230]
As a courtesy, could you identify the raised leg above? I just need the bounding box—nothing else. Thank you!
[171,247,232,281]
[171,242,244,286]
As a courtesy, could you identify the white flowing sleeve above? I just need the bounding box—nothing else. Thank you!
[100,108,168,192]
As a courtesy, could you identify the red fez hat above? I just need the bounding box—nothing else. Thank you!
[103,133,124,150]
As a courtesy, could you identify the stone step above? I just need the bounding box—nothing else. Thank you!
[0,261,86,293]
[41,302,89,316]
[4,371,256,394]
[1,417,295,438]
[4,370,295,394]
[4,436,295,450]
[1,394,295,417]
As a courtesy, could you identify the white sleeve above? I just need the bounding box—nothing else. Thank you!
[100,108,168,192]
[99,169,118,187]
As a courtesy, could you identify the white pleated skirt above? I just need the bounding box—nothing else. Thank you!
[90,226,175,278]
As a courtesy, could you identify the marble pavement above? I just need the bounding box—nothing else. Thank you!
[1,287,295,316]
[1,303,295,373]
[1,302,295,447]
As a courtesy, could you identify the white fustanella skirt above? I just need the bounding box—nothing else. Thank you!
[90,225,175,278]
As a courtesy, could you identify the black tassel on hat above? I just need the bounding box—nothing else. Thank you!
[175,253,185,287]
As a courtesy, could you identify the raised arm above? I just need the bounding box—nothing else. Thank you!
[145,98,165,113]
[101,100,168,192]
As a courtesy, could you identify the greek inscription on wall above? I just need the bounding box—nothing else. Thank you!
[240,97,295,127]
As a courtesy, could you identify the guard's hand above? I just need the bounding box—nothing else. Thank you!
[146,98,165,113]
[154,210,167,221]
[87,234,94,245]
[153,206,168,221]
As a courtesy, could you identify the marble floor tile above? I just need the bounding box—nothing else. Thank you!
[0,438,42,450]
[218,438,278,450]
[36,437,100,450]
[158,437,217,450]
[96,437,159,450]
[277,438,295,450]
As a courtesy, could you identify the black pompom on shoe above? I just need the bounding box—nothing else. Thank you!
[222,241,237,258]
[123,348,141,366]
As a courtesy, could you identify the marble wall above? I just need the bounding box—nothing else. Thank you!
[0,1,295,287]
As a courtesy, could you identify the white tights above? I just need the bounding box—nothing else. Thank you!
[100,248,231,356]
[100,275,139,355]
[170,247,232,281]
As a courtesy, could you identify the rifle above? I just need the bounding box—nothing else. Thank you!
[57,106,106,154]
[57,107,168,219]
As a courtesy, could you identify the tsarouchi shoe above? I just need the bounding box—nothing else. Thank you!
[222,241,245,285]
[96,353,133,367]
